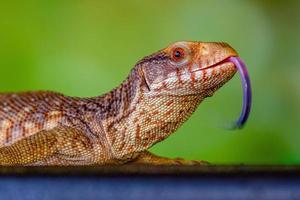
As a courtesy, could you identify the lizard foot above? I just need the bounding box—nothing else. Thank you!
[129,151,210,166]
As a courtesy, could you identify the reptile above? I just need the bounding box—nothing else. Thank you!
[0,41,249,166]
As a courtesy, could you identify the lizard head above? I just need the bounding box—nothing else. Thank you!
[104,41,249,154]
[137,41,238,97]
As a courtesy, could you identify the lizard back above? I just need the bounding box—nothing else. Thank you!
[0,91,77,147]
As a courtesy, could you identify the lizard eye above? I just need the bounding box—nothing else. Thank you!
[171,47,186,62]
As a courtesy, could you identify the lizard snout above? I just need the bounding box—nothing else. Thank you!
[196,42,239,70]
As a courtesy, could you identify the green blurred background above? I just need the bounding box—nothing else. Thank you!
[0,0,299,164]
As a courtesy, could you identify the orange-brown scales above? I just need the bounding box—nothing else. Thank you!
[0,41,237,166]
[0,92,67,145]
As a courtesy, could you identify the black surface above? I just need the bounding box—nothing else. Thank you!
[0,165,300,200]
[1,165,300,176]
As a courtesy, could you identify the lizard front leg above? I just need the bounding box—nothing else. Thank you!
[129,151,209,166]
[0,126,94,166]
[0,130,57,166]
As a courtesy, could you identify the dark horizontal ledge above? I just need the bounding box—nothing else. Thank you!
[1,165,300,200]
[0,165,300,177]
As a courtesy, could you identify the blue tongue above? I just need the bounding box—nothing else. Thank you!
[227,57,252,129]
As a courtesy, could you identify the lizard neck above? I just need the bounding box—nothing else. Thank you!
[85,67,205,160]
[87,67,141,119]
[93,69,143,120]
[89,69,205,159]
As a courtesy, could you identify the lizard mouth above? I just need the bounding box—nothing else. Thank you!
[199,56,235,71]
[199,56,252,129]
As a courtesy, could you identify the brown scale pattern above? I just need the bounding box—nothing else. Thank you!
[0,41,238,166]
[0,92,67,146]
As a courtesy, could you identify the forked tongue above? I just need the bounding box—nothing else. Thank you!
[227,57,252,129]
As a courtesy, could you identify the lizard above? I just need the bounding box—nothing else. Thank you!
[0,41,240,166]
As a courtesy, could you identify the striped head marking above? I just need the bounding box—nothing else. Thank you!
[137,41,238,97]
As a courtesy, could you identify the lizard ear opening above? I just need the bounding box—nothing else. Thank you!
[136,51,172,91]
[137,67,151,91]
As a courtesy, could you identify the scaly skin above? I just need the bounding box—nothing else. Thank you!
[0,41,237,166]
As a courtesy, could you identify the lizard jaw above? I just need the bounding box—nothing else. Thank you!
[192,56,252,129]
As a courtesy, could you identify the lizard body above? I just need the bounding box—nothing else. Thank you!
[0,41,238,166]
